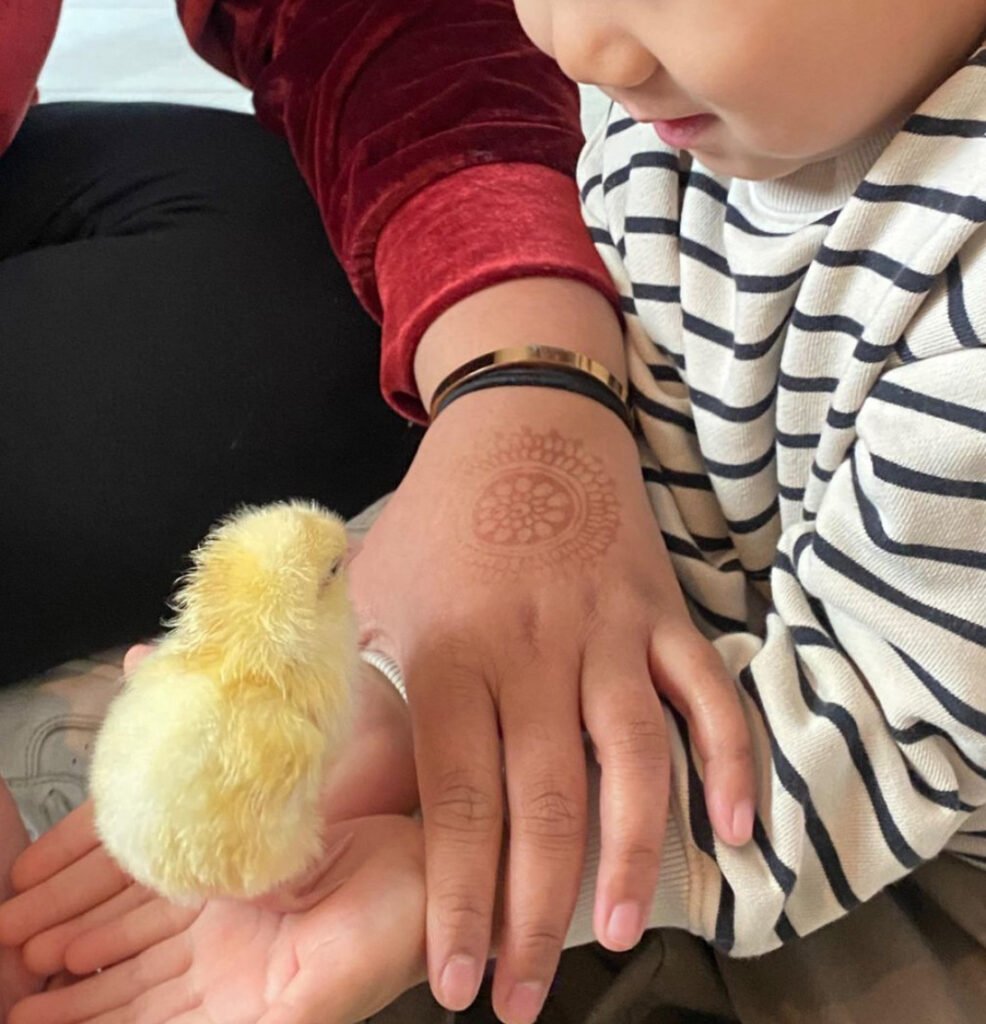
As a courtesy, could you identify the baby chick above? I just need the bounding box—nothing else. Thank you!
[90,500,358,902]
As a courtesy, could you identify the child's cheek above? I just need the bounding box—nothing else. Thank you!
[512,0,554,57]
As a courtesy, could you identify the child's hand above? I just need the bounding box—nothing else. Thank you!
[7,814,426,1024]
[0,779,43,1020]
[350,387,755,1024]
[0,645,418,973]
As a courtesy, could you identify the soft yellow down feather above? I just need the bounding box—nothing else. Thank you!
[89,501,357,902]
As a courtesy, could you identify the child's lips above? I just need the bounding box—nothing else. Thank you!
[650,114,716,148]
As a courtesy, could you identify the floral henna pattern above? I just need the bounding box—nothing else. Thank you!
[459,428,620,578]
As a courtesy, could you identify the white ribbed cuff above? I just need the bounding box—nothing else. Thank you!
[359,649,407,702]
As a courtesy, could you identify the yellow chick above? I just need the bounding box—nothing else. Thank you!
[90,500,358,902]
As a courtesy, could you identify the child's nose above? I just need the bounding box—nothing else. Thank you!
[552,13,657,89]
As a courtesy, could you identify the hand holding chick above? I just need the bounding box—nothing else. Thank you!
[89,501,358,902]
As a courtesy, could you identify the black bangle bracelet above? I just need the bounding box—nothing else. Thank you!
[431,363,635,432]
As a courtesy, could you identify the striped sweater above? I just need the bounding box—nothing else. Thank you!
[565,49,986,955]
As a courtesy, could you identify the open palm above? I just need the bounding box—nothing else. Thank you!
[10,815,426,1024]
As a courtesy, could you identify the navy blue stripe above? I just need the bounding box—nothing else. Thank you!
[870,380,986,433]
[660,531,731,564]
[605,116,636,138]
[891,645,986,738]
[905,766,976,813]
[684,170,729,205]
[777,430,822,449]
[689,385,776,423]
[727,499,779,535]
[816,246,936,293]
[826,408,857,431]
[890,721,986,781]
[895,334,918,363]
[624,216,679,235]
[687,595,749,635]
[780,370,839,393]
[868,458,966,497]
[631,385,696,433]
[580,173,602,202]
[855,180,986,224]
[753,817,797,894]
[813,536,986,647]
[642,465,714,491]
[692,533,734,553]
[739,666,860,911]
[680,236,732,277]
[632,281,681,303]
[702,446,775,479]
[854,338,894,363]
[792,531,814,569]
[779,484,806,502]
[960,830,986,839]
[648,363,684,384]
[668,707,736,953]
[945,256,983,348]
[794,661,922,869]
[587,226,616,248]
[792,309,866,341]
[774,912,799,943]
[790,626,836,649]
[620,295,638,317]
[851,458,986,569]
[603,150,680,193]
[684,310,788,360]
[735,265,809,294]
[904,114,986,139]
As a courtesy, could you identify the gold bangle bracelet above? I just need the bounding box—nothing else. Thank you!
[428,345,630,422]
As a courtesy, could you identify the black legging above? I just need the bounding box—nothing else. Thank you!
[0,102,420,684]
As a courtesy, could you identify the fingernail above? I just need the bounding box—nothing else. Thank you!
[504,981,547,1024]
[731,800,755,844]
[606,901,644,950]
[439,955,481,1011]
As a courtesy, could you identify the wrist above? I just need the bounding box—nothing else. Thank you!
[414,278,626,410]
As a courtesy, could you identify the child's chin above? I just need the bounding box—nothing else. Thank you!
[690,145,812,182]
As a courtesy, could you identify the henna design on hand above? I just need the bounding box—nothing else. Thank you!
[457,428,620,579]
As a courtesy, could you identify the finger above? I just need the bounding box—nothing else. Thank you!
[86,974,198,1024]
[23,883,153,975]
[123,644,155,677]
[9,934,190,1024]
[581,635,669,952]
[410,646,503,1014]
[1,846,129,947]
[64,898,200,976]
[650,628,755,846]
[8,801,99,893]
[491,666,586,1024]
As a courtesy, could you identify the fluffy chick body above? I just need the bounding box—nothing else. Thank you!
[90,501,358,902]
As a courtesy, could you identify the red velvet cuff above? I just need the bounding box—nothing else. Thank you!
[375,163,619,423]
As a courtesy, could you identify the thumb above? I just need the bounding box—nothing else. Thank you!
[123,644,156,677]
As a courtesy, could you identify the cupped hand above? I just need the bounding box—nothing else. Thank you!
[0,647,417,976]
[0,779,43,1021]
[349,387,755,1024]
[7,814,426,1024]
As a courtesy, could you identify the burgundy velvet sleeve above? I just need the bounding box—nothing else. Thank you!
[177,0,617,415]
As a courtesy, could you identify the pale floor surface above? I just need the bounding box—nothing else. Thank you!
[40,0,609,130]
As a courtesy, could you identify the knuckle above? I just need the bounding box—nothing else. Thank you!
[516,782,585,843]
[511,922,567,961]
[434,883,490,933]
[604,718,669,769]
[615,837,664,871]
[429,770,500,836]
